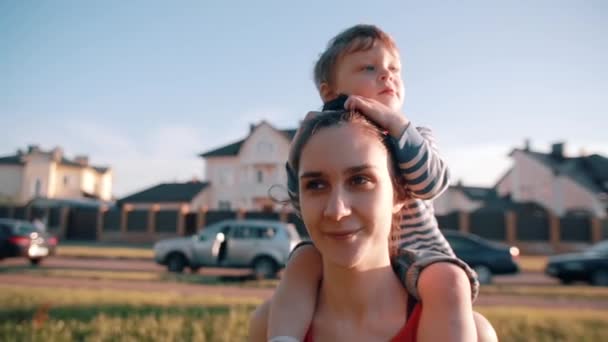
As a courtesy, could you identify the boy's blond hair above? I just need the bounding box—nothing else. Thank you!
[313,24,398,91]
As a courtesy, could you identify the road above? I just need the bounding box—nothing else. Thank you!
[3,256,607,310]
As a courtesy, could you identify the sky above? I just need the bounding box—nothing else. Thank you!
[1,0,607,198]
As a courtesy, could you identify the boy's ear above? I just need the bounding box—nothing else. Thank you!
[319,83,336,103]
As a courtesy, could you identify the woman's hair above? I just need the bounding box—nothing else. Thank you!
[286,109,408,254]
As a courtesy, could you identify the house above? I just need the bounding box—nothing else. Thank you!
[496,141,608,218]
[0,145,112,205]
[199,121,296,211]
[434,182,513,215]
[118,181,210,211]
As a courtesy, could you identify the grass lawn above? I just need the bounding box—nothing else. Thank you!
[1,285,607,342]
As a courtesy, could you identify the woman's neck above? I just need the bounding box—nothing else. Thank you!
[317,255,407,321]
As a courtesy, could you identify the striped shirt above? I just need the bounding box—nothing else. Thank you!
[390,124,454,257]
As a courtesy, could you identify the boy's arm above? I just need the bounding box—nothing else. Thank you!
[343,96,449,200]
[393,125,450,200]
[267,242,322,340]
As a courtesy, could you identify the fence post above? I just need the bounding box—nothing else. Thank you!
[237,208,246,220]
[148,205,158,235]
[505,211,517,244]
[279,209,288,223]
[197,206,207,231]
[121,205,131,235]
[458,212,470,234]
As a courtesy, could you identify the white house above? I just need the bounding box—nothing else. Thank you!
[0,145,113,204]
[199,121,296,211]
[434,183,502,215]
[496,141,608,218]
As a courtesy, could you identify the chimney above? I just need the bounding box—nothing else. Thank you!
[27,144,40,154]
[551,142,565,160]
[249,123,256,133]
[74,155,89,166]
[52,147,63,161]
[524,138,531,152]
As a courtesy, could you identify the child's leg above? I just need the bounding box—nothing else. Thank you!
[267,243,322,341]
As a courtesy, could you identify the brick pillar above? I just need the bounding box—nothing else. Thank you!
[458,212,470,234]
[148,205,158,235]
[197,207,207,231]
[279,210,288,222]
[549,214,560,250]
[121,205,131,234]
[237,208,246,220]
[505,211,517,244]
[591,217,602,243]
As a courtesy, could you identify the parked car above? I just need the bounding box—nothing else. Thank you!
[443,230,520,284]
[545,240,608,286]
[154,219,302,278]
[0,218,58,265]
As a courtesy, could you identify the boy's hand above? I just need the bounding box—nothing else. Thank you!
[344,95,410,139]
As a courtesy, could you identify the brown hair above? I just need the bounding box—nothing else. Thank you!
[313,24,398,91]
[286,110,407,255]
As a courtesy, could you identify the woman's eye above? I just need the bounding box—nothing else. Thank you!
[350,175,372,187]
[304,180,326,191]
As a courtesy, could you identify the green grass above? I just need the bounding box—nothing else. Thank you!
[2,285,608,341]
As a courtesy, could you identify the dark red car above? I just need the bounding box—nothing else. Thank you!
[0,218,57,265]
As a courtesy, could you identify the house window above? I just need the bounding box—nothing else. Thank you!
[257,141,274,154]
[63,176,69,187]
[33,179,41,197]
[218,201,231,210]
[257,170,263,183]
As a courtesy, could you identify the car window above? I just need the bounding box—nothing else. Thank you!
[588,241,608,256]
[15,223,38,236]
[252,227,276,240]
[198,224,227,241]
[231,226,253,239]
[446,236,478,252]
[0,223,13,237]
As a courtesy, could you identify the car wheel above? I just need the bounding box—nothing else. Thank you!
[167,253,187,273]
[253,257,277,279]
[29,258,42,266]
[473,265,493,285]
[591,270,608,286]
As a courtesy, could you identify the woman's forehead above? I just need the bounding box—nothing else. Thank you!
[299,124,389,174]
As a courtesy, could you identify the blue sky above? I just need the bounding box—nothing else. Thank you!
[1,0,606,197]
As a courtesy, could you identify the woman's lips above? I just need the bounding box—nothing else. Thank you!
[324,228,362,241]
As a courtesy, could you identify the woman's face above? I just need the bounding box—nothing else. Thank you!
[298,122,401,270]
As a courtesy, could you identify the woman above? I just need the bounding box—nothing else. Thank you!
[250,110,479,341]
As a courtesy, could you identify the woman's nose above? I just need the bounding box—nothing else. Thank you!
[323,188,351,220]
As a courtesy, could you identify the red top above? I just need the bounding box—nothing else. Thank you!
[303,303,422,342]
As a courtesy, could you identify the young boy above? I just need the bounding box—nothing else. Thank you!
[256,24,485,341]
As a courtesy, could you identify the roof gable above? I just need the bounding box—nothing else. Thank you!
[199,121,297,158]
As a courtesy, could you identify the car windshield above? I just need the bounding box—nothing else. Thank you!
[586,241,608,255]
[15,223,39,236]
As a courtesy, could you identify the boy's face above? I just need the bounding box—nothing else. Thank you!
[323,41,404,112]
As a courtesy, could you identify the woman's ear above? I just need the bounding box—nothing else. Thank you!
[392,200,405,214]
[319,83,336,102]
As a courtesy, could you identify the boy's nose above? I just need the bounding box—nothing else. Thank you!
[323,188,351,221]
